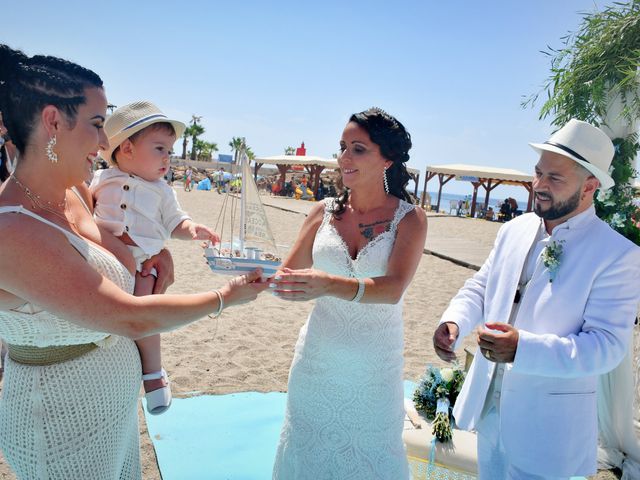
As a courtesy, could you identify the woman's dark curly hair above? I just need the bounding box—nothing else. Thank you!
[332,107,413,217]
[0,44,103,155]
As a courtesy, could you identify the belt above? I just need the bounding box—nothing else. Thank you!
[7,342,99,366]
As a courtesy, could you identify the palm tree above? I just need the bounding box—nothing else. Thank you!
[284,146,295,155]
[181,128,189,159]
[228,136,247,163]
[187,123,205,160]
[200,141,218,161]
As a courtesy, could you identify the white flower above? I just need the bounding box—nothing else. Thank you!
[440,367,454,383]
[608,212,626,229]
[542,240,565,282]
[597,189,616,206]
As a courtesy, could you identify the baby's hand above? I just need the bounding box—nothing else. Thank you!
[190,223,220,244]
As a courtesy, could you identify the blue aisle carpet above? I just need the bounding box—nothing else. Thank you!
[144,392,287,480]
[144,382,586,480]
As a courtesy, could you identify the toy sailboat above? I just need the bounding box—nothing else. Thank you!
[205,149,281,278]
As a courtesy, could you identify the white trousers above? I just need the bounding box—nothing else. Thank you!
[126,245,157,276]
[476,402,571,480]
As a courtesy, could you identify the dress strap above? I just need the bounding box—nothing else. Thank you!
[320,197,336,228]
[0,205,88,251]
[389,200,415,232]
[70,186,93,215]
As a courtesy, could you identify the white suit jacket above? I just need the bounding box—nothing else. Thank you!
[440,208,640,477]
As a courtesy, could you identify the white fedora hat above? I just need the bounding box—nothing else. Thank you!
[101,101,186,162]
[529,119,615,190]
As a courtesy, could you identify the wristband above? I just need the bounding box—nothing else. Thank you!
[351,278,365,303]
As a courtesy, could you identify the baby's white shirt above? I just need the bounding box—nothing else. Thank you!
[90,168,191,256]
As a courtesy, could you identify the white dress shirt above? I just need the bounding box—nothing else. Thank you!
[90,168,191,256]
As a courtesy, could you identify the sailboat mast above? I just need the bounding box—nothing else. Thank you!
[239,147,246,254]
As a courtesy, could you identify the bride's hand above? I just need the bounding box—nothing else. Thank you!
[268,267,333,301]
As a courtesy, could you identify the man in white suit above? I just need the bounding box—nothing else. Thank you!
[433,119,640,479]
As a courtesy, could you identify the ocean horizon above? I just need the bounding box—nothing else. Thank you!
[419,191,528,212]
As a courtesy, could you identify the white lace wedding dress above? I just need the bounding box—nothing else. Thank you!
[273,199,414,480]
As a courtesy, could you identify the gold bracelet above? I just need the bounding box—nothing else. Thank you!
[210,289,224,318]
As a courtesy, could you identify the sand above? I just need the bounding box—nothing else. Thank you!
[0,188,619,480]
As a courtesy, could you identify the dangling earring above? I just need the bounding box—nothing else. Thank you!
[45,135,58,163]
[383,166,390,194]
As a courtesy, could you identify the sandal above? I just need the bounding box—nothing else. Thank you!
[142,368,172,415]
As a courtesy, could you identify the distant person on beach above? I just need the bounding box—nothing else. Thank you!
[485,206,494,221]
[90,101,222,415]
[499,198,512,221]
[271,107,427,479]
[433,119,640,479]
[0,44,266,479]
[184,166,193,191]
[216,167,225,193]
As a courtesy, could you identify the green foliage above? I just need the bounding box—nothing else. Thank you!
[595,135,640,244]
[524,1,640,127]
[194,139,218,160]
[524,0,640,245]
[229,137,253,162]
[186,121,206,161]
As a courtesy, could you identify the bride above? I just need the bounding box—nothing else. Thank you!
[270,108,427,479]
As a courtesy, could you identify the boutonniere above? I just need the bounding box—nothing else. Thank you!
[541,239,565,283]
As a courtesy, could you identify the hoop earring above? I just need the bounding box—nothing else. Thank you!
[383,167,390,194]
[46,136,58,163]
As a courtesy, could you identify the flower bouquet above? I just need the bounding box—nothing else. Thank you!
[413,365,465,442]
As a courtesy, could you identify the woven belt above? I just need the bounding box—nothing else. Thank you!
[7,342,98,366]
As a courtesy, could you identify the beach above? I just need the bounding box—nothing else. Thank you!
[0,188,618,480]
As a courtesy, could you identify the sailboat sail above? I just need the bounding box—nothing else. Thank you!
[205,146,281,278]
[241,152,277,250]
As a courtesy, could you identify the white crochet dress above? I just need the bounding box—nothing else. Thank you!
[0,206,142,480]
[272,199,414,480]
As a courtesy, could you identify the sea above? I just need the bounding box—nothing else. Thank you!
[418,191,528,212]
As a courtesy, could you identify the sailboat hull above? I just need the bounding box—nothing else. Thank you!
[205,251,281,278]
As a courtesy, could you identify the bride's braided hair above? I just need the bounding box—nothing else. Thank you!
[0,44,103,154]
[332,107,413,218]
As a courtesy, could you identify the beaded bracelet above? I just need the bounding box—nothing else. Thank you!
[210,290,224,318]
[351,278,365,303]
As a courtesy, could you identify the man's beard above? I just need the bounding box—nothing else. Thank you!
[534,187,581,221]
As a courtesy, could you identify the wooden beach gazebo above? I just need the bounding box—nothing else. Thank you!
[254,155,421,198]
[421,164,534,217]
[253,155,338,197]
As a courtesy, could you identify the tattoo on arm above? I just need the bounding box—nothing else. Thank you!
[359,219,392,240]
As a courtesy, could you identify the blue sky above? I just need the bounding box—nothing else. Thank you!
[4,0,618,199]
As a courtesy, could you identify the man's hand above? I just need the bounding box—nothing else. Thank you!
[140,248,175,294]
[433,322,459,362]
[476,322,519,363]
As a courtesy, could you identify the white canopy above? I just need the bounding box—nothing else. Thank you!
[255,155,338,169]
[426,163,533,185]
[256,155,421,176]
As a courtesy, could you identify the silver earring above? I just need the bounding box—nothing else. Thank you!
[46,135,58,163]
[383,167,390,194]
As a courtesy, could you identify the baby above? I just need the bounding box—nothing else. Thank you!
[91,101,219,414]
